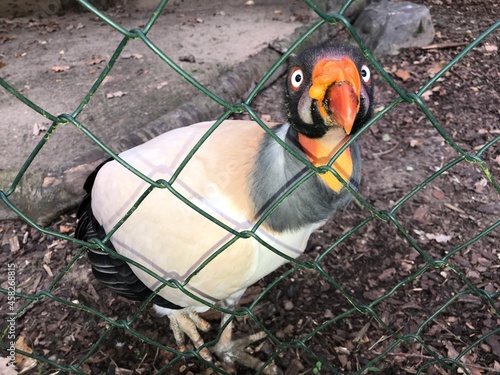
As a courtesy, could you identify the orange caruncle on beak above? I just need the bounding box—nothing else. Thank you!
[309,58,361,134]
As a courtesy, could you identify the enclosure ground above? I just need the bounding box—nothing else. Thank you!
[1,0,499,374]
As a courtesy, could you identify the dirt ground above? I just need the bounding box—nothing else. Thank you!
[1,0,499,374]
[0,0,306,183]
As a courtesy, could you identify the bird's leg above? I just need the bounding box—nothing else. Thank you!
[168,309,212,362]
[212,305,279,375]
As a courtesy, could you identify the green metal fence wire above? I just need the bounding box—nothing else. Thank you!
[1,0,499,374]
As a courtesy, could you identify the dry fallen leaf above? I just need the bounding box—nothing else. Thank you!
[106,91,127,99]
[1,34,17,45]
[378,267,396,281]
[102,75,114,85]
[395,68,411,81]
[15,336,33,363]
[413,204,429,223]
[444,340,459,358]
[427,60,446,77]
[467,368,484,375]
[156,81,168,89]
[121,53,143,60]
[9,235,20,253]
[484,43,498,52]
[426,233,452,243]
[51,65,70,72]
[59,224,73,234]
[43,264,53,277]
[85,55,106,65]
[432,189,445,199]
[421,90,433,101]
[409,138,424,148]
[387,64,397,73]
[474,178,488,193]
[32,123,48,136]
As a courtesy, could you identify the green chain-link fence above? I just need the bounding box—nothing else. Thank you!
[1,0,499,373]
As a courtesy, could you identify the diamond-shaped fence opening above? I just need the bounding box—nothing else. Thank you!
[1,0,499,374]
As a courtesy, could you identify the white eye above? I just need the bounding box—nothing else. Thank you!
[290,68,303,89]
[360,65,371,83]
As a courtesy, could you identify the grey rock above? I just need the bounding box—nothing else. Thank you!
[354,0,435,55]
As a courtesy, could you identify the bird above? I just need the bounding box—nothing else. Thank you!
[75,42,374,374]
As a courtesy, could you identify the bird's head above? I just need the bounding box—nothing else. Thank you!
[285,43,374,138]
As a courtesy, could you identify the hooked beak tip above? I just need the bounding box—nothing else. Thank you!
[327,82,359,134]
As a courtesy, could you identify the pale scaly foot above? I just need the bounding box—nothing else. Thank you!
[157,302,279,374]
[212,316,279,375]
[168,309,212,362]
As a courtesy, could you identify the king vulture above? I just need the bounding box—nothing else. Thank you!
[76,42,374,374]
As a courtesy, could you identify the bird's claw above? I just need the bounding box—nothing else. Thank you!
[168,311,279,374]
[170,311,213,362]
[212,331,279,375]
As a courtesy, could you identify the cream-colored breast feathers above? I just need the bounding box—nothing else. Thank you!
[92,120,312,308]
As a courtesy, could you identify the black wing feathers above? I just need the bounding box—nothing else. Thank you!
[75,159,181,309]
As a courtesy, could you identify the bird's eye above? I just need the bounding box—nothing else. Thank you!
[290,67,304,90]
[360,65,371,83]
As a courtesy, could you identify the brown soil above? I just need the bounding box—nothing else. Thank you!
[1,1,499,374]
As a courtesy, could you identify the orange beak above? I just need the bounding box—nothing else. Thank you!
[308,58,361,135]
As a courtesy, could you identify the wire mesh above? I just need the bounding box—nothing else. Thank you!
[1,0,499,374]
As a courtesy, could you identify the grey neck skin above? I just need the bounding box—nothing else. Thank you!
[250,123,361,233]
